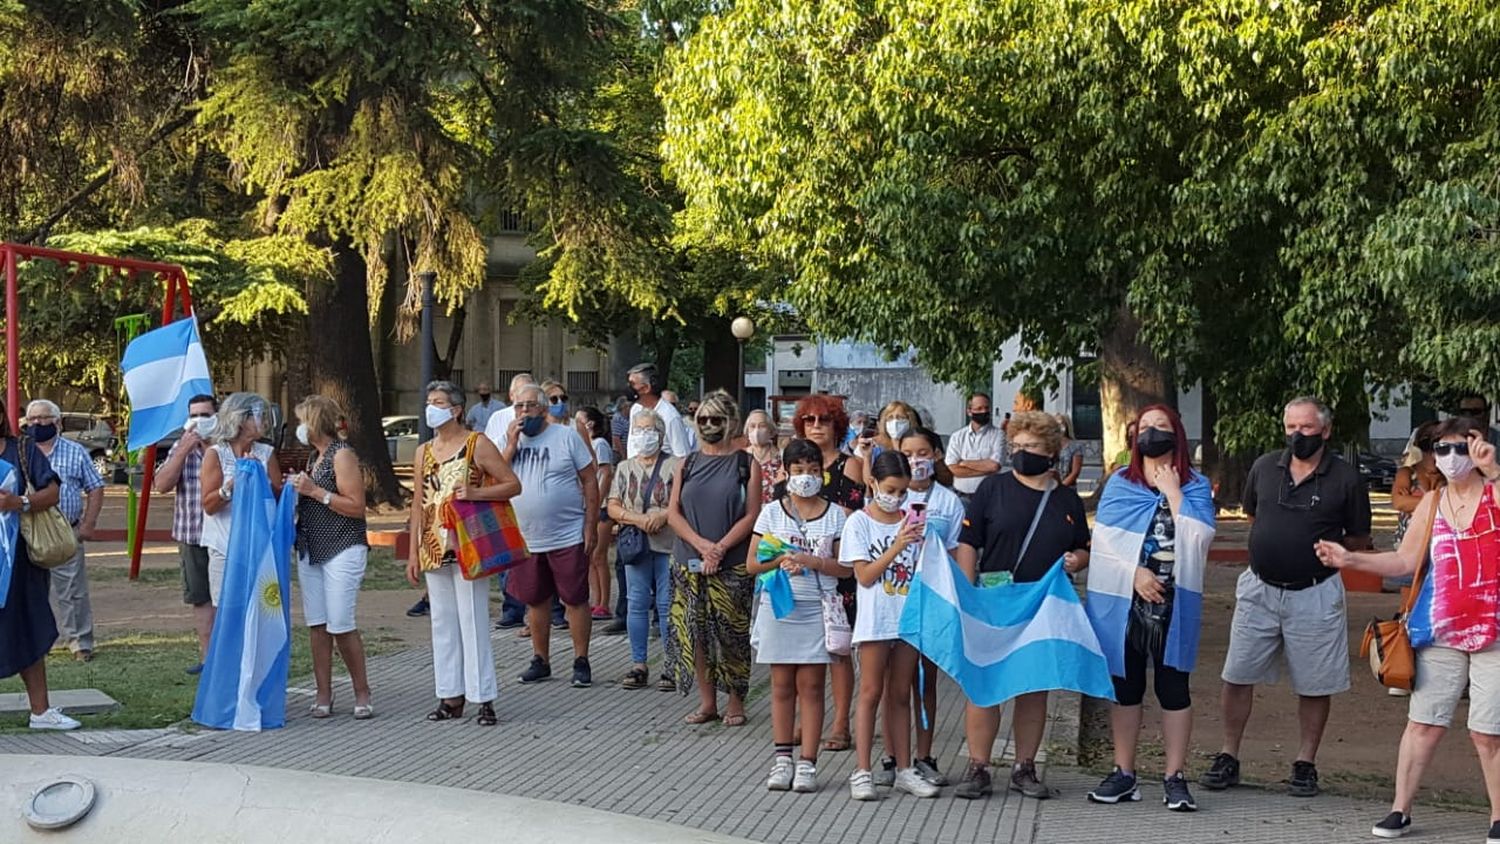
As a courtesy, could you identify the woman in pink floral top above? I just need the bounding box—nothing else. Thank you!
[744,410,782,504]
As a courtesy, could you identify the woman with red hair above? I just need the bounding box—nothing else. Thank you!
[791,394,864,750]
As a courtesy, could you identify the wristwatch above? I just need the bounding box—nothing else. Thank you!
[219,483,233,501]
[20,495,31,513]
[321,491,333,506]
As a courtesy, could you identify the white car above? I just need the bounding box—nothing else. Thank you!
[382,416,419,466]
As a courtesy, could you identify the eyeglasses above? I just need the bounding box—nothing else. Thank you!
[1434,442,1470,457]
[27,416,58,423]
[697,415,726,426]
[801,414,834,426]
[549,394,569,404]
[513,401,541,411]
[1277,470,1322,511]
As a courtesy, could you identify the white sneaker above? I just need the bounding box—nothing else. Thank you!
[767,756,794,791]
[792,760,817,793]
[29,708,80,731]
[849,769,879,801]
[895,766,941,798]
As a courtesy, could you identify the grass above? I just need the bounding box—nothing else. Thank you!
[93,547,412,591]
[0,626,401,732]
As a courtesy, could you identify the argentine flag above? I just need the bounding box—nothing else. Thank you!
[1086,470,1216,677]
[192,458,296,731]
[899,539,1115,707]
[0,460,17,609]
[121,318,214,451]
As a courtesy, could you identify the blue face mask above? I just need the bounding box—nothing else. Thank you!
[548,402,569,419]
[520,415,546,437]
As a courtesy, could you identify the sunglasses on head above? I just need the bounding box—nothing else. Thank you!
[1434,441,1470,457]
[801,414,834,426]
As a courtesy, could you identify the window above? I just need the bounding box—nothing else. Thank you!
[566,371,599,395]
[1071,362,1103,439]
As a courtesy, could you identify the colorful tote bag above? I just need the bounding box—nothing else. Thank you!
[439,434,529,580]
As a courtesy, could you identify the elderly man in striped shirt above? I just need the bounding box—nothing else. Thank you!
[26,399,106,662]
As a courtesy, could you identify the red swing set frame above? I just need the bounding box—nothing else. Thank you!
[2,241,195,580]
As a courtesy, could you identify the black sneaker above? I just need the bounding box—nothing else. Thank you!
[1486,819,1500,844]
[603,619,627,636]
[1198,752,1240,790]
[494,614,525,630]
[1288,760,1319,797]
[1086,767,1140,804]
[406,597,430,618]
[519,656,551,683]
[1371,811,1410,839]
[552,615,570,631]
[1163,772,1197,812]
[571,657,592,688]
[953,761,992,800]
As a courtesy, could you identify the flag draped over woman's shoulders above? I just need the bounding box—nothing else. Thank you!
[1087,469,1216,677]
[192,458,296,731]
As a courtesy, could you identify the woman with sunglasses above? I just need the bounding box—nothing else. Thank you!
[667,390,762,726]
[1317,418,1500,842]
[791,394,865,751]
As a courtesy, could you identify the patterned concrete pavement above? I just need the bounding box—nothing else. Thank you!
[0,618,1486,844]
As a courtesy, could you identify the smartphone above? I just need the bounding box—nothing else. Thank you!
[687,558,704,573]
[905,501,928,529]
[862,417,878,438]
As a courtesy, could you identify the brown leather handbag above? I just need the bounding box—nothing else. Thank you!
[1359,491,1437,691]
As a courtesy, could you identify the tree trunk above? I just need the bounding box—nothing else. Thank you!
[431,302,467,382]
[651,321,677,388]
[307,239,404,506]
[701,317,740,398]
[1097,304,1175,469]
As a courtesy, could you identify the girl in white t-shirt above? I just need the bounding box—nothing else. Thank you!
[747,439,849,794]
[897,426,964,788]
[839,450,940,801]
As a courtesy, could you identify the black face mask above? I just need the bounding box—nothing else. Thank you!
[29,423,57,443]
[478,393,491,402]
[1286,431,1325,461]
[969,412,992,427]
[1011,450,1055,477]
[1137,427,1176,458]
[626,387,641,403]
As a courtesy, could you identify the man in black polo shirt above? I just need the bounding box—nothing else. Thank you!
[1200,396,1371,799]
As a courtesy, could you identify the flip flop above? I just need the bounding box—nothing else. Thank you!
[683,710,721,725]
[723,713,747,727]
[821,733,852,751]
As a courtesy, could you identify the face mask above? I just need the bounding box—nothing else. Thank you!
[873,489,905,513]
[1437,452,1475,481]
[478,392,491,402]
[699,420,726,444]
[969,412,992,427]
[29,423,57,443]
[748,427,772,446]
[629,429,661,455]
[425,404,454,430]
[1286,431,1325,461]
[190,415,218,438]
[885,418,910,440]
[626,386,642,403]
[548,402,569,419]
[295,423,310,446]
[1011,449,1055,477]
[910,457,934,482]
[520,415,546,437]
[1137,427,1176,458]
[787,473,824,498]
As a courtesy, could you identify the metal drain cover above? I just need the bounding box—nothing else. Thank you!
[24,777,96,830]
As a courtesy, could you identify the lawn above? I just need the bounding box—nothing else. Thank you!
[0,626,401,732]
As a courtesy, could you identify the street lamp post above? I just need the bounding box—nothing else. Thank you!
[418,270,437,441]
[730,316,756,410]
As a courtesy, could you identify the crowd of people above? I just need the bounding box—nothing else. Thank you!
[4,373,1500,842]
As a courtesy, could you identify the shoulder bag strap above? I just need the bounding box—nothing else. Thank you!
[640,456,665,510]
[14,436,33,493]
[1401,489,1442,616]
[461,432,484,486]
[1014,478,1055,571]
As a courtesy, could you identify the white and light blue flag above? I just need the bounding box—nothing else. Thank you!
[120,318,213,451]
[899,538,1115,707]
[192,458,295,731]
[1086,469,1216,677]
[0,460,17,609]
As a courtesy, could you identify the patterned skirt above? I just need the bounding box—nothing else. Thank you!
[668,558,754,698]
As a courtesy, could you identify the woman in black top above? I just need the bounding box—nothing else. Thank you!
[791,393,863,751]
[953,411,1090,800]
[289,395,372,720]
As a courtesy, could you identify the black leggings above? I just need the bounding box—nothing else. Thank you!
[1112,623,1192,711]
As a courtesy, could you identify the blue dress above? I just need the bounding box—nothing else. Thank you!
[0,437,61,678]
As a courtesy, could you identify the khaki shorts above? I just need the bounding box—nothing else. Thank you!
[1410,645,1500,734]
[1220,569,1351,697]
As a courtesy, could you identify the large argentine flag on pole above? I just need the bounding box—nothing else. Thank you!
[899,539,1115,707]
[1087,470,1216,677]
[192,458,296,731]
[120,318,213,451]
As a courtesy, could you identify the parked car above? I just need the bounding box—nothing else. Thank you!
[60,412,116,480]
[384,415,419,466]
[1354,450,1397,492]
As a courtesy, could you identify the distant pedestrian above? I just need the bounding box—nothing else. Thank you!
[576,406,616,621]
[28,399,105,662]
[744,409,782,504]
[627,364,691,458]
[1055,413,1084,488]
[946,393,1006,501]
[465,382,503,432]
[1201,396,1371,798]
[153,393,220,672]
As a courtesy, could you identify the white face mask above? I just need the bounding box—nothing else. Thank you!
[885,418,910,440]
[787,473,823,498]
[629,429,661,456]
[295,423,310,446]
[748,427,772,446]
[188,415,217,438]
[1437,451,1475,481]
[909,457,934,482]
[873,490,905,513]
[425,404,454,430]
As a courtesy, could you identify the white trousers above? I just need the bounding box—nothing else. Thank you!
[424,566,497,703]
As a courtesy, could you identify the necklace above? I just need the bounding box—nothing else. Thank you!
[1445,485,1483,531]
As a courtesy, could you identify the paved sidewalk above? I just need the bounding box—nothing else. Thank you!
[0,619,1484,844]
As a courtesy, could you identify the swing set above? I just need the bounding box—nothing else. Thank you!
[1,241,195,580]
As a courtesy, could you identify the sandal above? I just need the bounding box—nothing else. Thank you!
[683,710,721,725]
[310,700,333,719]
[821,733,851,752]
[425,699,465,721]
[657,674,676,692]
[475,702,498,727]
[621,668,648,690]
[723,712,748,727]
[352,702,374,721]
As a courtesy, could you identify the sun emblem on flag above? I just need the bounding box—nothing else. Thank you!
[260,579,281,610]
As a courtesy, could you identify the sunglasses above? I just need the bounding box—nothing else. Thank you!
[800,414,834,426]
[549,394,569,404]
[1434,442,1470,457]
[697,415,726,426]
